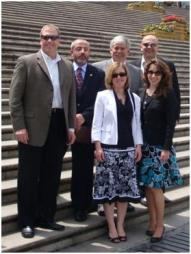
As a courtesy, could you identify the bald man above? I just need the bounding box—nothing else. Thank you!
[131,34,180,120]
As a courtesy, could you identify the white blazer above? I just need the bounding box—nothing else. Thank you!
[91,89,143,146]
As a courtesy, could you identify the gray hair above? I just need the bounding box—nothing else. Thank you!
[110,35,131,49]
[110,34,130,49]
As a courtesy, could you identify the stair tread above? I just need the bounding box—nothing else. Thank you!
[2,151,72,167]
[2,150,189,169]
[2,170,72,191]
[2,192,71,220]
[2,185,189,252]
[2,166,189,192]
[173,136,190,142]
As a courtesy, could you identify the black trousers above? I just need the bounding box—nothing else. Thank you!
[71,142,94,211]
[17,110,68,228]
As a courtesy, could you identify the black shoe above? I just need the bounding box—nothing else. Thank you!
[127,203,135,212]
[38,221,65,231]
[151,227,165,243]
[97,204,105,216]
[98,210,105,216]
[145,230,154,236]
[21,226,34,238]
[74,210,87,222]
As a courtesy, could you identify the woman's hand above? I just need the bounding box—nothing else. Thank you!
[94,141,105,162]
[160,150,170,161]
[135,144,142,163]
[94,148,105,162]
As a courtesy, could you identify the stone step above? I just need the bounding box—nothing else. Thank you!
[173,123,190,138]
[2,169,72,206]
[2,151,72,181]
[3,59,190,74]
[2,185,189,252]
[173,136,189,152]
[2,148,189,183]
[2,63,189,77]
[2,37,189,58]
[2,162,189,207]
[1,151,71,166]
[1,135,189,159]
[2,75,189,88]
[1,117,190,142]
[2,5,189,41]
[1,53,189,75]
[2,110,190,128]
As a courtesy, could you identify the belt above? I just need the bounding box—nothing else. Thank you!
[52,108,63,113]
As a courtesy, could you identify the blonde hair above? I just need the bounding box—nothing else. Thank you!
[105,62,130,90]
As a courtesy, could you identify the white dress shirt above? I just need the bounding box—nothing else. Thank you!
[41,49,63,108]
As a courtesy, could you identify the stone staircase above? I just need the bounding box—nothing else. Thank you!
[1,1,189,252]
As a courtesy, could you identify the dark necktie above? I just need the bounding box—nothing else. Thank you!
[76,67,83,90]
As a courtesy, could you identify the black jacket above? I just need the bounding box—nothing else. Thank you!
[75,64,105,127]
[130,57,180,120]
[140,89,177,150]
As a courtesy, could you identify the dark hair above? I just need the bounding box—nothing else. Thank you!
[144,59,172,97]
[105,62,130,90]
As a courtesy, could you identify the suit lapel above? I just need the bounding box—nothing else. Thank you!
[36,51,52,82]
[58,59,66,89]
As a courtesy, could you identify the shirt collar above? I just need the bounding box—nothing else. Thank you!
[41,49,61,63]
[141,55,158,66]
[73,62,87,72]
[111,58,127,65]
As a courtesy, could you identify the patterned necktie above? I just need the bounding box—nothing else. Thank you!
[76,67,83,90]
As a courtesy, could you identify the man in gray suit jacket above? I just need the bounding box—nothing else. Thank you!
[93,35,143,215]
[94,35,143,95]
[10,24,76,238]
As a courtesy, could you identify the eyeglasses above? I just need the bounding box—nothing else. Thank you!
[41,35,59,41]
[112,72,127,78]
[143,43,157,48]
[147,70,162,76]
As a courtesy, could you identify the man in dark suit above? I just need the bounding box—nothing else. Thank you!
[70,39,105,221]
[10,24,76,238]
[93,35,142,214]
[130,34,180,120]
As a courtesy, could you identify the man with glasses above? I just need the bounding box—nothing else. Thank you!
[10,24,76,238]
[94,35,143,215]
[131,34,180,120]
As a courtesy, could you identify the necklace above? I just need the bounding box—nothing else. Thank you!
[143,92,153,110]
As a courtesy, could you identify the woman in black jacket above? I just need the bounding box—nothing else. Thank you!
[138,59,183,243]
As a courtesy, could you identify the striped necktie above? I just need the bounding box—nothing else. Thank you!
[76,67,83,90]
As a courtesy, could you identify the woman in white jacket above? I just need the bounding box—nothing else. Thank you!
[92,62,143,243]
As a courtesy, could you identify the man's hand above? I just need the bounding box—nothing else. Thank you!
[75,114,85,131]
[15,128,29,144]
[67,130,76,145]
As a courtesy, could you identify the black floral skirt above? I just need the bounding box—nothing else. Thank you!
[93,148,140,203]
